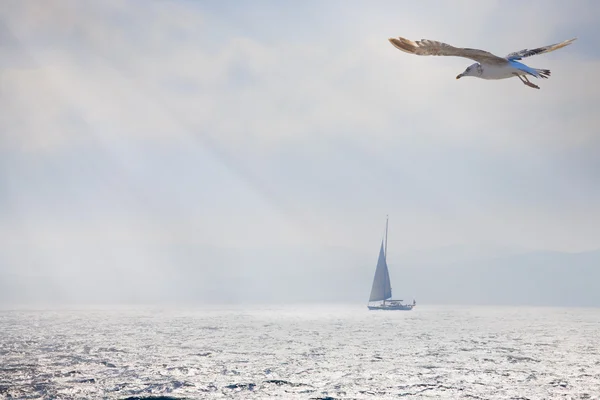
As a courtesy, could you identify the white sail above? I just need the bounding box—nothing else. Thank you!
[368,241,392,302]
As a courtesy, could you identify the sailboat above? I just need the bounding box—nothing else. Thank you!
[367,216,415,311]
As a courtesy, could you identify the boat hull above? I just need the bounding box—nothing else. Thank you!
[368,303,414,311]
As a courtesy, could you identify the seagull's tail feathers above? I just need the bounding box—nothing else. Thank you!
[535,68,551,79]
[388,37,419,54]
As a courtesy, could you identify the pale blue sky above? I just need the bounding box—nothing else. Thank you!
[1,0,599,304]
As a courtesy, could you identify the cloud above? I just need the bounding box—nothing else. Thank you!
[1,1,600,305]
[2,0,597,153]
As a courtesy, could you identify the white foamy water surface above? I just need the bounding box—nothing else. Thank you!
[1,305,599,399]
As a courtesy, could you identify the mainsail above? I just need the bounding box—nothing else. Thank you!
[368,241,392,302]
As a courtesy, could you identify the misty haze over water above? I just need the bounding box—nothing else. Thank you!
[1,245,599,308]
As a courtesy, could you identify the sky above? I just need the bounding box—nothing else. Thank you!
[1,0,599,305]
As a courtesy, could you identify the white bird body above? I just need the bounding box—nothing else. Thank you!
[388,36,576,89]
[479,64,519,80]
[463,60,544,80]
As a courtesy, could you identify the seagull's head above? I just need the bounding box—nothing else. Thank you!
[456,63,479,79]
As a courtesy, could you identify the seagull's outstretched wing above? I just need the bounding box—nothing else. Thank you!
[505,38,577,60]
[388,37,508,65]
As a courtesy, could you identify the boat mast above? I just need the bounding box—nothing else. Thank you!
[384,215,388,259]
[384,215,389,305]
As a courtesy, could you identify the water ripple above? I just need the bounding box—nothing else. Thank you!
[0,305,599,399]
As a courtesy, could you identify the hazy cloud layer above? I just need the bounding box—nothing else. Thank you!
[1,0,599,305]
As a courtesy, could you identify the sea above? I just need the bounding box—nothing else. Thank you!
[1,304,599,399]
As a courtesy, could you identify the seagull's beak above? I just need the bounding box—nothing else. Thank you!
[456,74,462,80]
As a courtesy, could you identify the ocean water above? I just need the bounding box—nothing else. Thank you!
[1,305,599,399]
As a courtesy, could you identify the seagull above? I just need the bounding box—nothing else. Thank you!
[388,36,577,89]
